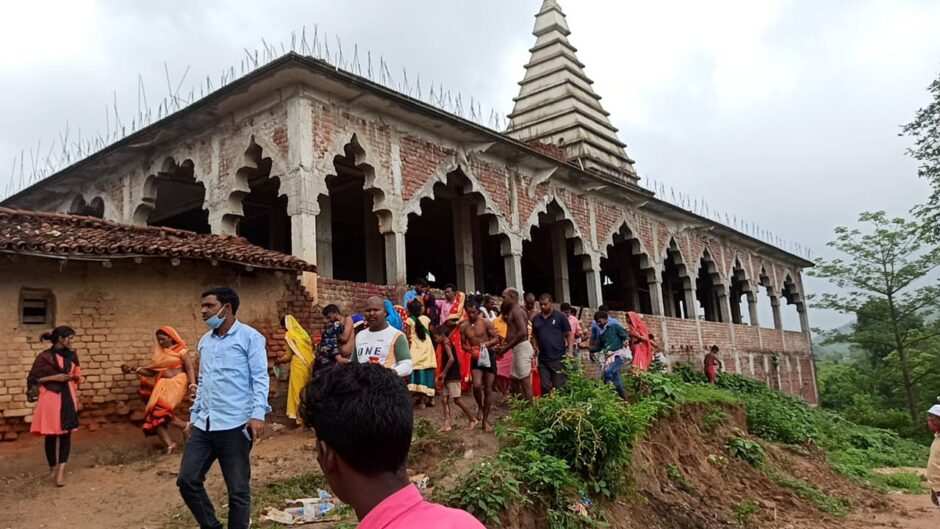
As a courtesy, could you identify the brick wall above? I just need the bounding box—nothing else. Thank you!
[570,306,816,402]
[0,256,306,441]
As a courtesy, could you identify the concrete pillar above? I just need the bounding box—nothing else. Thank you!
[798,305,811,333]
[730,293,742,324]
[717,291,732,324]
[384,231,407,286]
[583,254,603,309]
[648,276,665,316]
[472,216,485,292]
[315,195,333,279]
[364,196,384,284]
[747,292,760,327]
[453,199,475,293]
[289,212,318,267]
[551,222,570,302]
[682,283,698,320]
[771,296,783,330]
[504,253,523,292]
[208,212,239,236]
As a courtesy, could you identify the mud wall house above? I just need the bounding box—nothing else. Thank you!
[0,208,317,441]
[0,1,818,403]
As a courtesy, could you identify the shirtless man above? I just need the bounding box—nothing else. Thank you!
[524,292,539,321]
[493,288,536,401]
[460,301,500,432]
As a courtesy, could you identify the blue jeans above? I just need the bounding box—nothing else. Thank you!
[177,423,254,529]
[603,355,625,399]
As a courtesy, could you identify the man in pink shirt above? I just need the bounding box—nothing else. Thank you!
[300,363,484,529]
[435,284,458,321]
[561,303,583,357]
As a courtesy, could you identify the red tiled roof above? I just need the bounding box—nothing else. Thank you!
[0,207,316,273]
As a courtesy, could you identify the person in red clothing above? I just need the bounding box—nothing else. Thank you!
[300,363,484,528]
[704,345,722,383]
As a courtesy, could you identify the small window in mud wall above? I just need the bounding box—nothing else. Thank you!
[20,289,55,326]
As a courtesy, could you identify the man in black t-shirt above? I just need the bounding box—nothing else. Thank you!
[531,293,573,394]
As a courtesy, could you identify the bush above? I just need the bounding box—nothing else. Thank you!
[740,390,816,445]
[440,457,526,525]
[877,471,925,494]
[447,368,656,527]
[504,368,651,494]
[672,363,708,384]
[726,430,766,467]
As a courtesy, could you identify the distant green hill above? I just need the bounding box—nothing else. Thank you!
[813,321,854,362]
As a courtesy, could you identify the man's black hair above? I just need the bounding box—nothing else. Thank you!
[201,286,240,315]
[464,299,480,311]
[300,364,413,476]
[414,278,428,287]
[560,302,572,312]
[538,292,553,302]
[594,310,609,321]
[443,283,457,292]
[322,304,341,317]
[710,345,720,353]
[598,304,610,312]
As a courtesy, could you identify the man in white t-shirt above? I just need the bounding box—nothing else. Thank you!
[353,297,413,378]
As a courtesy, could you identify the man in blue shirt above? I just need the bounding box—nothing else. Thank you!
[178,287,271,529]
[531,293,573,394]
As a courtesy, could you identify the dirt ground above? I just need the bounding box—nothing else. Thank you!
[0,405,935,529]
[0,405,499,529]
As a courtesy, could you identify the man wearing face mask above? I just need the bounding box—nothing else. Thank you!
[177,286,271,529]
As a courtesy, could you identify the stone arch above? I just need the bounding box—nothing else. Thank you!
[521,193,588,250]
[221,136,292,252]
[780,273,809,331]
[729,257,756,325]
[316,134,390,283]
[520,196,592,305]
[133,157,209,233]
[404,167,509,293]
[695,248,728,322]
[660,237,695,319]
[67,194,105,218]
[599,221,656,313]
[404,155,514,237]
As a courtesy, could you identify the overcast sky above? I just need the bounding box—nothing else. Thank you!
[2,0,939,330]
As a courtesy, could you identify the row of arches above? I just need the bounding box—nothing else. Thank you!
[85,132,807,331]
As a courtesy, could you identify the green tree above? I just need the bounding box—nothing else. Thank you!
[810,211,940,421]
[903,72,940,230]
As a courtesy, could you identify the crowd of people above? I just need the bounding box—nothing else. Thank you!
[269,279,688,435]
[20,282,754,527]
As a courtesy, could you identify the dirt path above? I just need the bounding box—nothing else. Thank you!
[0,422,319,529]
[0,407,498,529]
[0,408,934,529]
[844,493,938,529]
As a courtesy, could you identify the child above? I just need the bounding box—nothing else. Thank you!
[434,327,477,431]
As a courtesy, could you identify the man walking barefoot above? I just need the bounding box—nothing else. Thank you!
[493,288,535,401]
[459,301,499,432]
[178,287,271,529]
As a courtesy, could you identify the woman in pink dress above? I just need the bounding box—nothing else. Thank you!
[27,326,82,486]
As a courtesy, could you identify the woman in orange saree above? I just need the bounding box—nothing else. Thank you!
[122,326,196,453]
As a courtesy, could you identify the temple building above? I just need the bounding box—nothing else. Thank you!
[2,1,818,403]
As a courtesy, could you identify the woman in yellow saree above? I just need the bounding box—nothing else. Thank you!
[277,315,315,425]
[121,326,195,454]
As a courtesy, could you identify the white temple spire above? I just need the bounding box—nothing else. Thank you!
[507,0,637,181]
